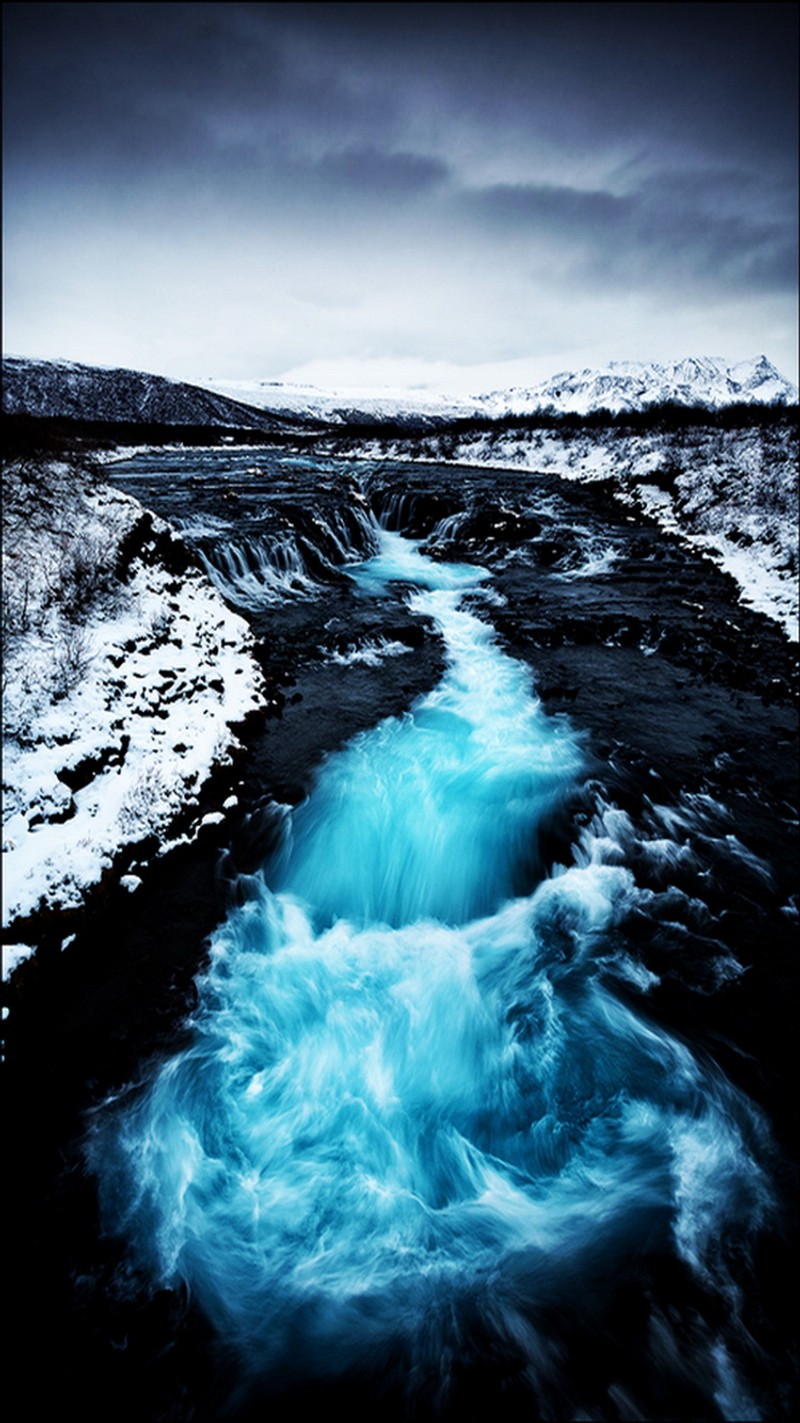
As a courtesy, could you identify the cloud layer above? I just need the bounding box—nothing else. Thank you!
[3,1,797,388]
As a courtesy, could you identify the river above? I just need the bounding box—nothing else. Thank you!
[7,449,798,1421]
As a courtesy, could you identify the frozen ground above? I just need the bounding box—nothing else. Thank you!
[2,457,266,949]
[342,422,799,640]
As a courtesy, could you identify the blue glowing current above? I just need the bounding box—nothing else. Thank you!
[92,530,771,1411]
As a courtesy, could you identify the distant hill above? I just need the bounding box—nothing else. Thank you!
[1,356,298,432]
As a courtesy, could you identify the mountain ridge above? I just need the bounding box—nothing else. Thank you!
[202,354,797,423]
[3,353,796,430]
[474,355,797,417]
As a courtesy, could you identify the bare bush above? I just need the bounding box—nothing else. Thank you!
[2,666,49,743]
[51,622,94,698]
[119,763,181,837]
[1,570,32,646]
[47,534,121,623]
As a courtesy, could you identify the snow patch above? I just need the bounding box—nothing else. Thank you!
[2,943,35,980]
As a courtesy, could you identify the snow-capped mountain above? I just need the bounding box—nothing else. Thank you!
[2,356,290,431]
[473,356,797,418]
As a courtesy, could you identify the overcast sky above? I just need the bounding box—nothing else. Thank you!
[3,1,798,392]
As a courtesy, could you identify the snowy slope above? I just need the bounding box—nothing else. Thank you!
[2,457,267,944]
[2,356,288,430]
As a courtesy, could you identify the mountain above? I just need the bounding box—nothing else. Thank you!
[473,356,798,418]
[199,356,796,425]
[1,356,293,432]
[4,355,796,434]
[197,377,480,427]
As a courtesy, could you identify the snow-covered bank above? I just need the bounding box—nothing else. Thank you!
[341,423,799,641]
[2,457,266,946]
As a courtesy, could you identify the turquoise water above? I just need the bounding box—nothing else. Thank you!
[90,529,771,1414]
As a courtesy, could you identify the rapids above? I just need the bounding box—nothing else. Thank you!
[88,526,777,1419]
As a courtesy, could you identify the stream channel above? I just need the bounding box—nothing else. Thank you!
[5,448,798,1422]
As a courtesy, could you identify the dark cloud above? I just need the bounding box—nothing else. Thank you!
[2,2,400,171]
[6,3,795,175]
[459,173,797,294]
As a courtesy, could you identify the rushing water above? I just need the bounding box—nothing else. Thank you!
[90,523,777,1419]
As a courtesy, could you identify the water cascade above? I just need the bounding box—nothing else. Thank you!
[197,533,319,607]
[90,529,773,1418]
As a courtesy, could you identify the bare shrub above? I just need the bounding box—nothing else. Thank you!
[1,570,32,646]
[51,622,94,698]
[119,764,181,837]
[49,534,121,623]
